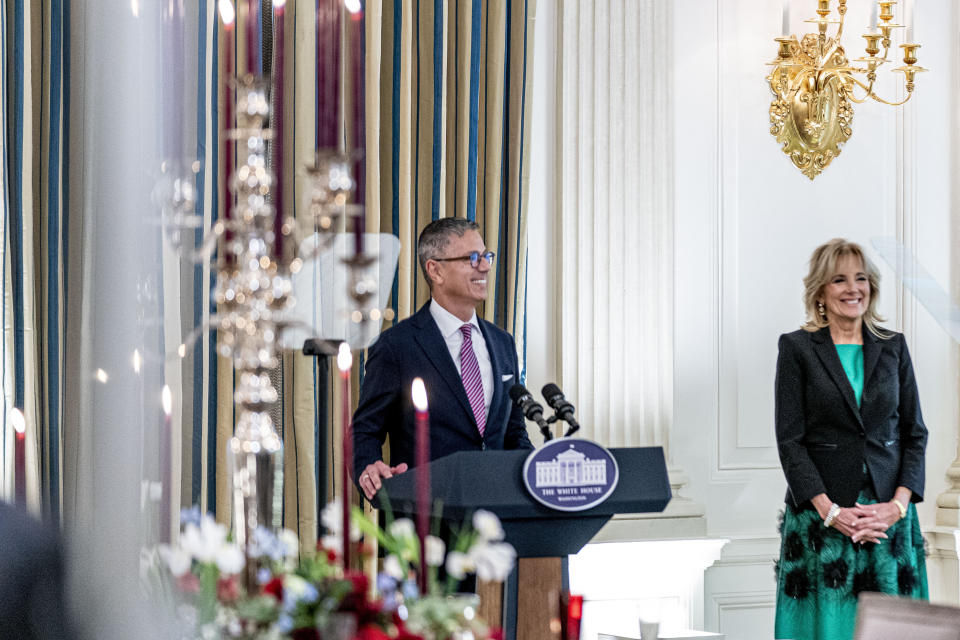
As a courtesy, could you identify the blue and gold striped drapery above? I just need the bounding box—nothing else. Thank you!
[375,0,535,346]
[1,0,70,521]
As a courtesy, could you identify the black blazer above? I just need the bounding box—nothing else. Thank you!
[352,303,533,483]
[775,326,927,508]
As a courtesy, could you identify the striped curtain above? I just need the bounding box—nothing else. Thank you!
[374,0,535,351]
[1,0,70,522]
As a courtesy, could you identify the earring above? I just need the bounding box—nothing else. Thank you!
[817,300,827,321]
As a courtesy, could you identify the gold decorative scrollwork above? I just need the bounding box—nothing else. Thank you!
[765,1,926,180]
[767,35,853,180]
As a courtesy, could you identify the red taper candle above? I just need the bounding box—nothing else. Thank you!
[11,408,25,508]
[219,1,236,263]
[411,378,430,593]
[246,0,260,75]
[337,343,354,570]
[272,0,286,261]
[160,386,173,543]
[316,0,341,149]
[347,0,365,255]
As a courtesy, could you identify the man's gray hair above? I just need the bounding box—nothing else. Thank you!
[417,218,481,287]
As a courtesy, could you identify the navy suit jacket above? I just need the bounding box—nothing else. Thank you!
[0,502,70,639]
[352,303,533,482]
[775,326,927,508]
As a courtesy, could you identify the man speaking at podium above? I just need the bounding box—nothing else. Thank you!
[353,218,533,499]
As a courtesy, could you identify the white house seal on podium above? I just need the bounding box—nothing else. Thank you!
[522,439,620,512]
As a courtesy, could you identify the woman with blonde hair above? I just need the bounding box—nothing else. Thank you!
[773,238,928,640]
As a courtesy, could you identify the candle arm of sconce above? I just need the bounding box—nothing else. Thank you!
[844,74,914,106]
[844,75,880,104]
[866,90,915,107]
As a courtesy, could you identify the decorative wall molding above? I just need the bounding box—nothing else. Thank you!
[556,0,674,453]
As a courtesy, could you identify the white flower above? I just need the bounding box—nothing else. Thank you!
[180,515,228,563]
[389,518,416,541]
[321,500,341,534]
[445,551,474,580]
[384,554,405,580]
[321,534,342,554]
[425,535,446,567]
[469,541,516,582]
[216,544,245,575]
[278,529,300,557]
[472,510,504,541]
[158,544,192,577]
[321,499,361,541]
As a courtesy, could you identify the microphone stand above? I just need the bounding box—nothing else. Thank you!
[544,412,580,438]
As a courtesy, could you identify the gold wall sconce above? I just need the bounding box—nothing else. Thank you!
[767,0,925,180]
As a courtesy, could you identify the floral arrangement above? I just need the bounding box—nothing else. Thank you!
[142,503,515,639]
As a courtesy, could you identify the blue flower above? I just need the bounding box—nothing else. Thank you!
[401,578,419,600]
[377,573,398,595]
[257,568,273,585]
[276,613,293,634]
[251,527,284,562]
[179,505,202,529]
[301,583,319,604]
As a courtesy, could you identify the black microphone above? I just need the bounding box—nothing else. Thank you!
[541,383,580,437]
[509,384,553,442]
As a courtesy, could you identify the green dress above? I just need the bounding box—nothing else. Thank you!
[774,344,928,640]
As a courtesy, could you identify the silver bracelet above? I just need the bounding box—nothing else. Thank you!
[823,503,841,528]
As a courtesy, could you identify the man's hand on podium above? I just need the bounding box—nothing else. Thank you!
[358,460,409,499]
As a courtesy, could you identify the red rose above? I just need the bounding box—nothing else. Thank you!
[176,573,200,593]
[345,570,369,596]
[263,576,284,601]
[217,576,240,602]
[487,629,505,640]
[354,625,392,640]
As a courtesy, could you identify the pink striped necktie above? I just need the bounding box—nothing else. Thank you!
[459,324,486,436]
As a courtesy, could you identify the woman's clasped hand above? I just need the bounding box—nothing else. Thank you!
[825,502,901,544]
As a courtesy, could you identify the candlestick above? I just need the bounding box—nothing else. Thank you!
[337,343,353,570]
[11,408,25,508]
[272,0,286,261]
[220,1,236,262]
[316,0,341,149]
[161,386,173,543]
[781,0,790,37]
[411,377,430,594]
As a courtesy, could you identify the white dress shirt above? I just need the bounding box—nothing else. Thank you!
[429,299,494,416]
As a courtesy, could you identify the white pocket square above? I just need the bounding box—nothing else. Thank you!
[501,374,514,381]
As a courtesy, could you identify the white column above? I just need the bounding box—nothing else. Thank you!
[557,0,701,534]
[927,0,960,606]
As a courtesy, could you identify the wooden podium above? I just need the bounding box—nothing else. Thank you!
[378,447,672,640]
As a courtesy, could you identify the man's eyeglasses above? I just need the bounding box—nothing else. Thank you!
[433,251,496,268]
